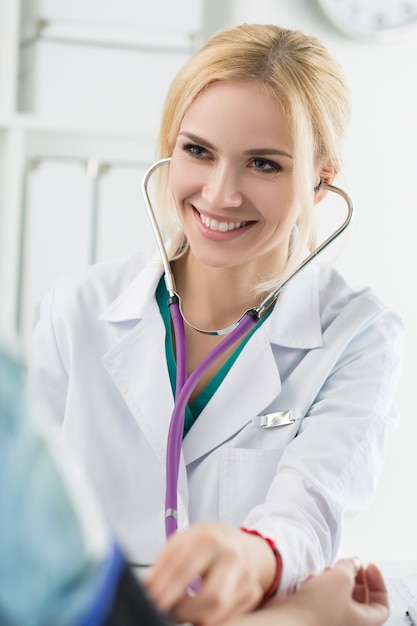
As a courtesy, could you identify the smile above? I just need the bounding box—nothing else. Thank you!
[198,211,248,233]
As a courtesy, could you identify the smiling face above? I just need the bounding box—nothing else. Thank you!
[169,80,301,282]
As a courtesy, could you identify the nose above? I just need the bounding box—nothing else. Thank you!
[201,163,243,209]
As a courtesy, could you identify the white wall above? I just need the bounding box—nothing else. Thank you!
[219,0,417,563]
[0,0,203,344]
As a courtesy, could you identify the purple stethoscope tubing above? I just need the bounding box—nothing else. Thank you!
[141,157,353,540]
[166,301,258,537]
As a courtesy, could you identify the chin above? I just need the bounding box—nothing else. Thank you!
[189,246,246,271]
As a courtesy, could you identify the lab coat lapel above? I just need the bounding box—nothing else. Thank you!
[101,311,174,466]
[100,258,174,469]
[182,260,322,464]
[101,317,191,524]
[182,328,281,464]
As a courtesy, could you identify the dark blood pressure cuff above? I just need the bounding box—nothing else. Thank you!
[103,563,174,626]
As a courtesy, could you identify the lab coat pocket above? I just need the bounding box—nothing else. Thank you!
[219,447,282,526]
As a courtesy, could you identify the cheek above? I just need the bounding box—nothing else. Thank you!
[168,157,197,204]
[168,158,183,198]
[260,188,299,225]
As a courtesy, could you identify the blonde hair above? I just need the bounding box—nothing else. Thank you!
[156,23,351,292]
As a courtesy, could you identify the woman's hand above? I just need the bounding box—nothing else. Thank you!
[144,522,277,625]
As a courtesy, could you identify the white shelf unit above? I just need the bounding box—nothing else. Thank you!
[0,0,205,350]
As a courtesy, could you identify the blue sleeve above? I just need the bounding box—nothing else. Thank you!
[0,348,121,626]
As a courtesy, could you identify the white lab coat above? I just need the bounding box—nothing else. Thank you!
[31,248,404,593]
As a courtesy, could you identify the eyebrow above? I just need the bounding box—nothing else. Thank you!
[178,132,293,159]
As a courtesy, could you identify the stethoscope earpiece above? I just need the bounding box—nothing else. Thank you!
[314,178,324,191]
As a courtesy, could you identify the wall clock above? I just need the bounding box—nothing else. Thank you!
[316,0,417,42]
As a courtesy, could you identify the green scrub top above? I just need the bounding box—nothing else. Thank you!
[156,277,272,437]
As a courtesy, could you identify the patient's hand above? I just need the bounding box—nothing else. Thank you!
[219,558,389,626]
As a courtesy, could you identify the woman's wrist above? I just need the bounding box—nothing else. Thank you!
[240,527,282,603]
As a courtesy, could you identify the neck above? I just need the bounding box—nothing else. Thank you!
[172,254,270,332]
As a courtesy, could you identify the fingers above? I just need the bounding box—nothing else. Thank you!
[173,559,259,625]
[330,557,365,600]
[351,562,368,604]
[144,524,263,625]
[363,564,389,609]
[145,528,212,611]
[302,559,389,626]
[334,557,362,577]
[344,560,388,609]
[332,559,388,609]
[335,559,390,625]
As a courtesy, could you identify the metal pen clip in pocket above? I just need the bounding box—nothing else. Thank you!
[253,410,297,428]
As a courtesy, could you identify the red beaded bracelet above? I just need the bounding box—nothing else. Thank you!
[240,527,282,604]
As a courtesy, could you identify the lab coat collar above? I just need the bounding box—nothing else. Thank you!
[99,251,323,349]
[266,260,323,350]
[99,252,164,323]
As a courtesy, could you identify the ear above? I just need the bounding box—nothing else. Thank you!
[314,161,337,205]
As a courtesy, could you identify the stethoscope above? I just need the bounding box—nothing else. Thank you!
[141,156,353,541]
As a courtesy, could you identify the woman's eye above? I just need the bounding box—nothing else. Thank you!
[182,143,209,158]
[252,158,281,173]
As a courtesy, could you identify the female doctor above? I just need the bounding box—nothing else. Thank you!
[31,23,403,626]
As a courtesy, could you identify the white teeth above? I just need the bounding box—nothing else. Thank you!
[199,212,246,232]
